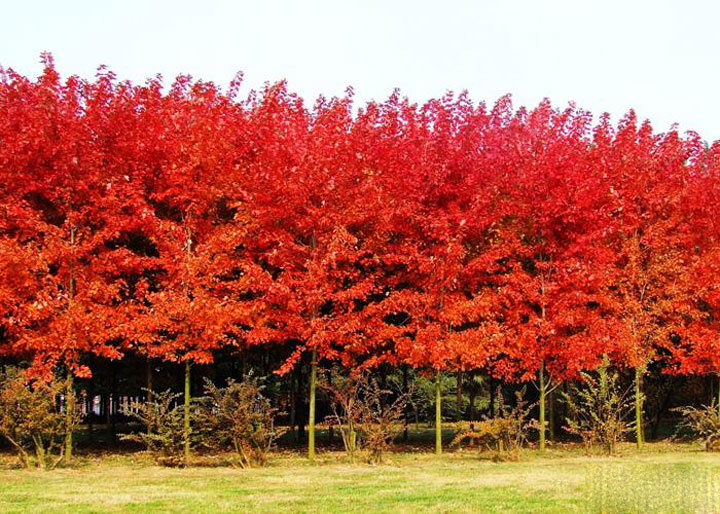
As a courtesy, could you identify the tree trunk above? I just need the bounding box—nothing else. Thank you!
[539,361,546,452]
[548,385,555,443]
[456,370,463,423]
[65,226,76,462]
[635,366,643,449]
[468,371,477,421]
[562,381,568,427]
[402,365,409,442]
[295,362,304,443]
[146,357,153,436]
[289,368,296,441]
[435,370,442,455]
[64,369,73,461]
[110,363,117,443]
[380,366,387,416]
[489,376,495,418]
[326,370,333,444]
[184,360,191,466]
[308,347,317,460]
[87,375,94,444]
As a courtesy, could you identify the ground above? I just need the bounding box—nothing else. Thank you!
[1,442,720,513]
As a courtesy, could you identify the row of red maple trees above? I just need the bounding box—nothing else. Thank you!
[2,56,720,456]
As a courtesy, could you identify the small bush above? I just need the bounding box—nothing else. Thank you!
[562,357,635,455]
[200,377,285,468]
[451,387,532,461]
[0,367,78,469]
[122,389,202,467]
[321,370,409,464]
[673,402,720,451]
[320,371,363,462]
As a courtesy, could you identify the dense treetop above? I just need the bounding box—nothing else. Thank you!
[1,54,719,384]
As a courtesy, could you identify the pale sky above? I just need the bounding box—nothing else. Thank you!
[2,0,719,141]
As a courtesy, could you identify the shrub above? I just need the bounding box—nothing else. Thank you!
[0,367,78,469]
[122,389,203,467]
[673,402,720,451]
[200,377,285,468]
[321,370,409,464]
[356,376,409,464]
[562,357,635,455]
[320,371,363,462]
[451,387,533,461]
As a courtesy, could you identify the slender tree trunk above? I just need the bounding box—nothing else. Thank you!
[548,385,555,443]
[348,415,356,461]
[147,357,153,399]
[184,360,191,466]
[456,370,463,423]
[435,370,442,455]
[717,374,720,416]
[539,361,546,452]
[635,366,643,449]
[468,371,477,421]
[308,347,317,460]
[326,370,333,444]
[182,223,193,466]
[146,357,153,437]
[65,226,76,462]
[403,365,409,442]
[307,232,318,459]
[710,375,714,408]
[380,366,387,416]
[110,363,117,443]
[289,369,296,440]
[295,363,304,443]
[64,369,74,461]
[562,381,568,426]
[87,375,94,444]
[489,376,495,418]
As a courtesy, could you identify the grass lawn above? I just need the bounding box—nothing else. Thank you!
[1,443,720,513]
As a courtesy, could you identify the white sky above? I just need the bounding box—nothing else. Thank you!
[2,0,719,141]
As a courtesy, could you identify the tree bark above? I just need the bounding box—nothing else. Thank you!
[295,362,304,443]
[64,226,76,462]
[146,357,153,436]
[184,360,191,465]
[456,370,463,422]
[289,367,296,441]
[468,371,477,421]
[109,362,117,443]
[489,376,495,418]
[402,365,409,442]
[308,347,317,460]
[326,370,333,444]
[64,369,74,461]
[548,385,555,443]
[87,374,94,444]
[539,361,546,452]
[635,366,643,449]
[435,370,442,455]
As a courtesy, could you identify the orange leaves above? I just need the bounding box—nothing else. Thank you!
[1,55,719,382]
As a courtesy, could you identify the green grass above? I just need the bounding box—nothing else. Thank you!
[1,443,720,513]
